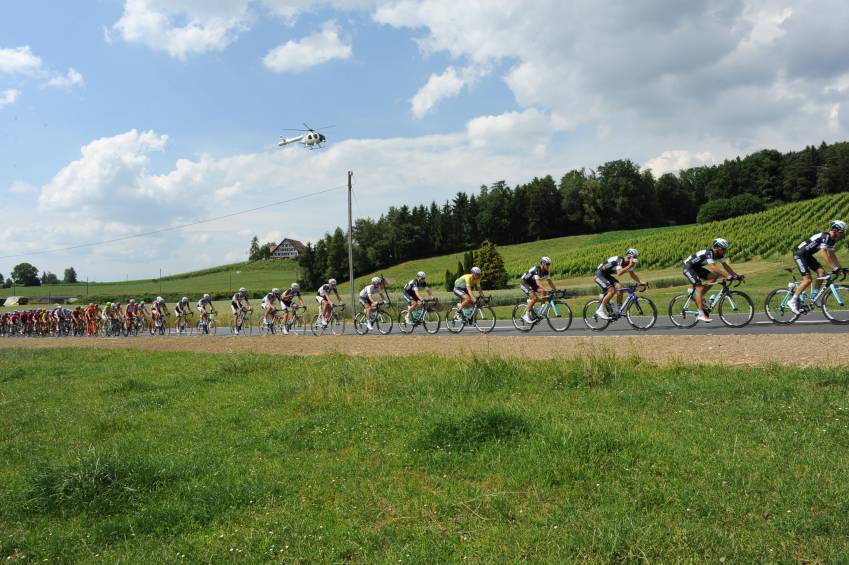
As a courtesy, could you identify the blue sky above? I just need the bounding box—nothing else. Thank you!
[2,1,849,281]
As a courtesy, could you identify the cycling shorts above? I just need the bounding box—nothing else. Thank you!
[683,265,711,285]
[520,278,541,294]
[794,253,822,276]
[593,270,618,291]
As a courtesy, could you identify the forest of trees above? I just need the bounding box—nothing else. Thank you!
[298,141,849,288]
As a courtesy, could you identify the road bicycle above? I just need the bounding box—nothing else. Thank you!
[149,314,169,336]
[511,289,573,332]
[668,276,754,328]
[311,303,346,336]
[172,312,193,336]
[583,284,657,331]
[764,268,849,324]
[197,311,218,335]
[279,304,307,335]
[231,307,253,336]
[106,316,124,337]
[446,295,497,334]
[354,300,394,335]
[399,298,441,335]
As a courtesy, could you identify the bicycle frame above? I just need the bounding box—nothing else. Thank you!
[679,279,742,316]
[778,272,846,310]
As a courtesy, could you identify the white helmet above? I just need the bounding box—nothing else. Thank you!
[712,238,729,249]
[156,296,163,302]
[181,297,188,303]
[291,283,300,290]
[417,271,426,278]
[239,287,247,294]
[540,256,551,265]
[328,278,337,286]
[372,276,382,285]
[203,293,210,299]
[272,287,280,294]
[625,248,639,258]
[830,220,847,233]
[471,266,481,275]
[129,299,136,303]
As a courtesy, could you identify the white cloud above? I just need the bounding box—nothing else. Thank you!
[39,129,169,214]
[47,68,85,89]
[0,89,19,109]
[0,46,42,74]
[643,150,716,176]
[263,21,352,73]
[410,65,486,119]
[112,0,254,59]
[8,181,37,194]
[466,108,557,153]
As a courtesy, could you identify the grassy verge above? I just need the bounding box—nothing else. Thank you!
[2,349,849,562]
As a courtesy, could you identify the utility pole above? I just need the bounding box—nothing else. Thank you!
[159,268,162,296]
[348,171,355,312]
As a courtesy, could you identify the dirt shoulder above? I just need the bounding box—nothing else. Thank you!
[0,333,844,367]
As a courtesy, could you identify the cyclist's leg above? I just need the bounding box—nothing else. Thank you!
[793,255,814,298]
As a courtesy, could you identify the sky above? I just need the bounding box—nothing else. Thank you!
[2,0,849,281]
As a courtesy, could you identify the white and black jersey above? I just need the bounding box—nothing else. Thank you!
[796,232,835,258]
[684,249,720,269]
[597,256,627,277]
[520,265,549,293]
[403,278,426,299]
[197,297,213,309]
[281,288,300,304]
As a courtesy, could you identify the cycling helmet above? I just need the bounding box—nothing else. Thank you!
[89,303,94,308]
[272,287,280,294]
[371,276,381,285]
[417,271,426,278]
[291,283,300,290]
[540,256,552,265]
[830,220,847,233]
[156,296,163,302]
[328,278,337,286]
[712,238,729,249]
[625,248,639,258]
[203,293,210,299]
[239,287,247,294]
[471,266,482,275]
[181,297,188,303]
[129,299,136,304]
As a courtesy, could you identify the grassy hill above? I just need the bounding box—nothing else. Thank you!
[3,193,848,305]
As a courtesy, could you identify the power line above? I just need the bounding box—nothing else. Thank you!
[0,184,347,260]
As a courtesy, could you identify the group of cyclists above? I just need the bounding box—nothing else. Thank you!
[3,219,846,336]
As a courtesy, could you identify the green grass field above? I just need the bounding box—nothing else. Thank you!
[3,349,849,562]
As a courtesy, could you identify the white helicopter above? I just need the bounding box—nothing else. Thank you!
[278,123,334,150]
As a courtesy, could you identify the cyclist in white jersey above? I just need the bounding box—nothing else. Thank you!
[682,238,740,322]
[261,288,282,326]
[316,279,342,327]
[519,257,557,324]
[787,220,847,314]
[230,288,251,333]
[359,277,386,331]
[401,272,434,325]
[593,249,643,320]
[280,283,305,334]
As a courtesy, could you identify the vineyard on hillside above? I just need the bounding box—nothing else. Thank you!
[503,193,849,278]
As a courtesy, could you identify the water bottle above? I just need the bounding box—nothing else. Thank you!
[787,281,797,291]
[810,289,819,301]
[687,288,694,296]
[462,307,473,317]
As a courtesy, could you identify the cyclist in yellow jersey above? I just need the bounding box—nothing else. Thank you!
[453,266,482,313]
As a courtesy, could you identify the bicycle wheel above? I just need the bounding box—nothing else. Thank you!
[208,319,217,335]
[446,307,466,334]
[375,311,393,335]
[399,309,415,334]
[546,300,573,332]
[329,314,345,335]
[310,315,324,336]
[718,291,754,328]
[582,299,610,331]
[764,288,800,324]
[626,296,657,330]
[511,303,533,332]
[422,309,441,335]
[473,306,496,334]
[822,286,849,324]
[668,293,699,329]
[353,312,369,335]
